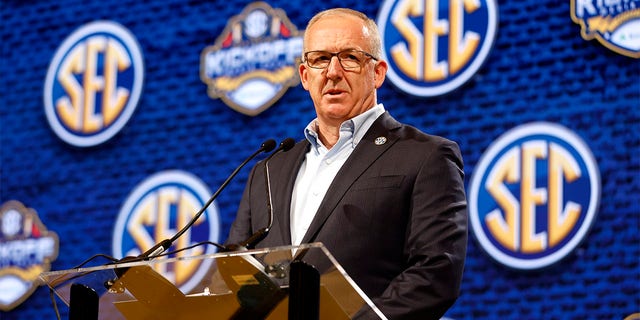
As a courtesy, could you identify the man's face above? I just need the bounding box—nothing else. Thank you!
[299,15,387,126]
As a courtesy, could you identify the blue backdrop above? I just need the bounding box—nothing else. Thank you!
[1,0,638,319]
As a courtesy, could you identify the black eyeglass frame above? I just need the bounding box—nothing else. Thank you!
[302,49,379,70]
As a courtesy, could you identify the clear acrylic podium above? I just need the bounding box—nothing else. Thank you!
[39,242,386,319]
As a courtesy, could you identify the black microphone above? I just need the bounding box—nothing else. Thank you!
[230,137,295,251]
[137,139,277,260]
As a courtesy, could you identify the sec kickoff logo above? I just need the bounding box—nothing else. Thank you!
[112,170,220,293]
[0,200,58,311]
[44,21,144,147]
[377,0,498,97]
[571,0,640,58]
[200,1,303,116]
[469,122,601,270]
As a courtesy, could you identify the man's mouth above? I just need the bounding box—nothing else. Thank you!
[325,89,345,96]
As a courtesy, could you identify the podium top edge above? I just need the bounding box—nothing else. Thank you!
[39,242,328,278]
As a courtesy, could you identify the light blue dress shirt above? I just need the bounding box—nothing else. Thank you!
[290,104,386,245]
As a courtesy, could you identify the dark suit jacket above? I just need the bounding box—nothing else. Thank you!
[226,112,468,320]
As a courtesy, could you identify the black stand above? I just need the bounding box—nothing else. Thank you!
[289,260,320,320]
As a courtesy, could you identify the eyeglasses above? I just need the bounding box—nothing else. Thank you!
[303,49,378,70]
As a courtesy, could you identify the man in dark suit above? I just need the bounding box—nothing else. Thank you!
[225,8,468,320]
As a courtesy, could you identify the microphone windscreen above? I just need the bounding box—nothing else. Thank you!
[261,139,277,152]
[280,138,296,151]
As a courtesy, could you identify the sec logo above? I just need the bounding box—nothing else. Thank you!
[377,0,498,97]
[112,170,220,293]
[44,20,144,147]
[469,122,601,270]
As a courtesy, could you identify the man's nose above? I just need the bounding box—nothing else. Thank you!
[326,56,344,77]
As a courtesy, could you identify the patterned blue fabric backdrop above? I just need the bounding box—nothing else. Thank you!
[1,0,638,319]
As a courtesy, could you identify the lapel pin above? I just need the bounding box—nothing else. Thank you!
[374,136,387,145]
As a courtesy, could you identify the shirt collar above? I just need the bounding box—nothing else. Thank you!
[304,103,386,152]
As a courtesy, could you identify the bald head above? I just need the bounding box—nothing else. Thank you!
[303,8,382,59]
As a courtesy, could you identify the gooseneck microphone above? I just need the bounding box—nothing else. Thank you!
[228,137,295,251]
[136,139,277,260]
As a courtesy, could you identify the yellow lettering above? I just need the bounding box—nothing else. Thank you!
[126,187,206,287]
[102,39,130,126]
[82,36,106,133]
[174,192,204,283]
[424,0,448,81]
[127,195,157,255]
[152,188,180,280]
[56,44,86,131]
[521,141,548,253]
[548,143,582,247]
[54,36,131,135]
[156,188,178,245]
[390,0,424,80]
[485,140,584,254]
[389,0,485,82]
[449,0,480,74]
[485,148,520,251]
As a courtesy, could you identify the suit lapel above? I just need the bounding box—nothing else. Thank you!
[300,113,403,244]
[268,140,309,245]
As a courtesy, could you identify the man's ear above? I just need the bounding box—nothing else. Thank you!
[374,60,388,89]
[299,63,310,91]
